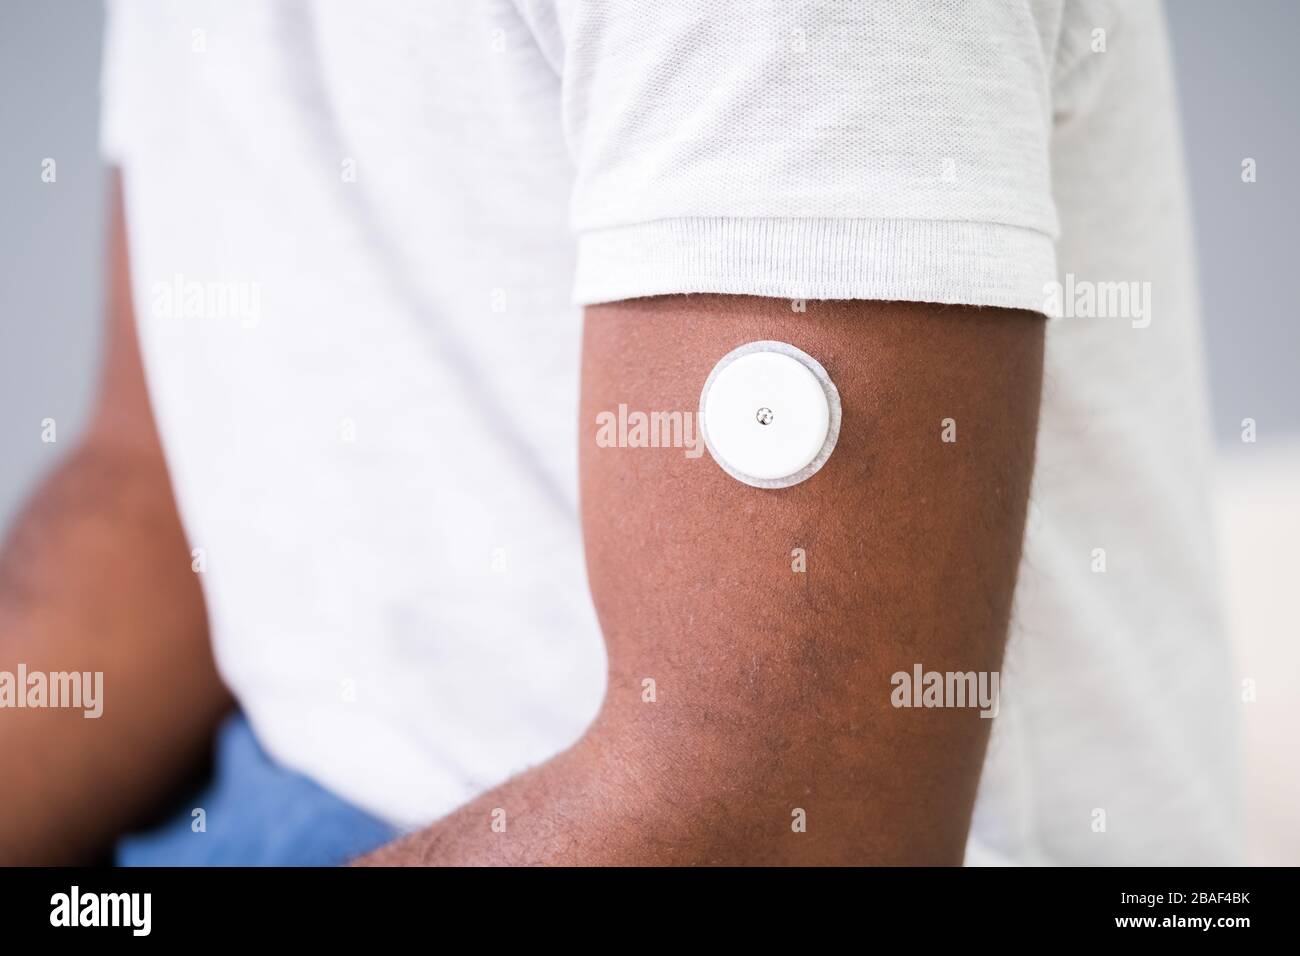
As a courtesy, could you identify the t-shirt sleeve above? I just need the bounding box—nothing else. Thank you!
[559,0,1061,310]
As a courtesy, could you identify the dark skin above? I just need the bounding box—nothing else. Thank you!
[0,175,232,865]
[359,295,1043,865]
[0,175,1042,865]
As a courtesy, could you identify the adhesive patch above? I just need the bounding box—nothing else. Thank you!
[699,341,841,488]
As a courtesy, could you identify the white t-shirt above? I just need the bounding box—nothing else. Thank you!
[101,0,1239,864]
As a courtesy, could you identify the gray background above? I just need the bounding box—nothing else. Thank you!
[2,0,1298,525]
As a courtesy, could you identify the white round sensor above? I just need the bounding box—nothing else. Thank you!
[700,341,841,488]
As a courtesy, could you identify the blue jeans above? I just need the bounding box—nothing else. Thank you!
[116,713,398,866]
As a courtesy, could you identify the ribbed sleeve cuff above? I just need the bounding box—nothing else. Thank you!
[573,217,1057,313]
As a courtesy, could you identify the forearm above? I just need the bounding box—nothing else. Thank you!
[357,693,986,868]
[0,438,230,864]
[355,700,885,867]
[355,711,680,866]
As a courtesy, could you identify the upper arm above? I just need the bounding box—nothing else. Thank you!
[563,5,1061,862]
[579,294,1042,864]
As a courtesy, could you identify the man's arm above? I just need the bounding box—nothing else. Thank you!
[0,175,231,864]
[360,294,1042,866]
